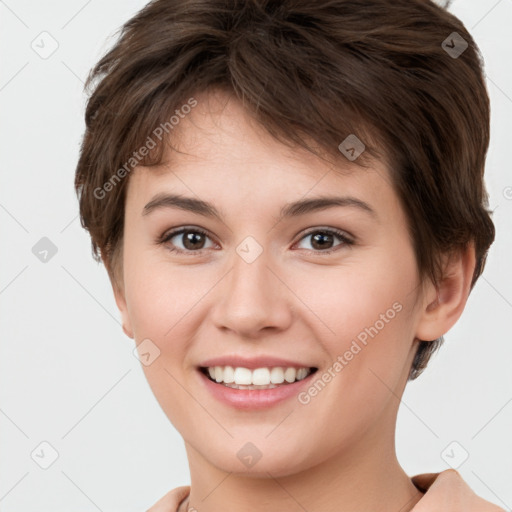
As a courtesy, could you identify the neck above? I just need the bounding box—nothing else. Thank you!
[183,418,423,512]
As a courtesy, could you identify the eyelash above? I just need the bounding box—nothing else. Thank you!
[157,226,354,256]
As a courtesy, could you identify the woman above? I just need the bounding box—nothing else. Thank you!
[74,1,503,510]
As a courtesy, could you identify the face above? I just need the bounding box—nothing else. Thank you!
[114,89,430,477]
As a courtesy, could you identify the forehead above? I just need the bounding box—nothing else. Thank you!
[126,89,400,223]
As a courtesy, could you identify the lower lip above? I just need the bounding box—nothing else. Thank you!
[198,369,316,410]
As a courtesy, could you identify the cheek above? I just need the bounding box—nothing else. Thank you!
[123,245,206,341]
[122,252,209,429]
[284,271,418,460]
[291,243,419,400]
[295,246,418,347]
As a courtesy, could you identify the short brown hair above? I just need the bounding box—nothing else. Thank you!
[75,0,495,380]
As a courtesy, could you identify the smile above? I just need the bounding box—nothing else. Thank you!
[200,365,316,389]
[197,364,319,409]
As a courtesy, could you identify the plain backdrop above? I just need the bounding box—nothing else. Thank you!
[1,0,511,510]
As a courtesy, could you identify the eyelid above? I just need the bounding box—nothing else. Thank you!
[159,225,212,243]
[295,226,354,243]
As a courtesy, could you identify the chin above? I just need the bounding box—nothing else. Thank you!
[200,440,319,478]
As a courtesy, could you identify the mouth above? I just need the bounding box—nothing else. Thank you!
[199,365,319,390]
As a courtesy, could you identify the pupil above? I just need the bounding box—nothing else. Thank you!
[312,232,333,250]
[184,231,204,250]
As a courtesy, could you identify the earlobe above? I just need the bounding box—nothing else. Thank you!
[103,257,134,340]
[415,243,476,342]
[114,285,134,339]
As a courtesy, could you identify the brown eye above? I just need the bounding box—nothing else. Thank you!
[160,227,216,254]
[295,228,353,253]
[181,231,207,250]
[310,231,335,250]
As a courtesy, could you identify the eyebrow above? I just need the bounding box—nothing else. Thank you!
[142,193,377,220]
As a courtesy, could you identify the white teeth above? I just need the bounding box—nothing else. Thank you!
[203,365,313,386]
[296,368,308,380]
[233,367,252,385]
[252,368,270,385]
[223,365,235,383]
[270,367,285,384]
[284,367,296,383]
[222,382,279,390]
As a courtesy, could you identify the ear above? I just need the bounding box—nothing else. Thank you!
[415,243,476,342]
[103,257,134,340]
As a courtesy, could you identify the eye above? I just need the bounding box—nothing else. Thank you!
[294,228,353,254]
[159,227,217,255]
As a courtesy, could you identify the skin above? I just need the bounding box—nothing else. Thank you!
[109,88,476,512]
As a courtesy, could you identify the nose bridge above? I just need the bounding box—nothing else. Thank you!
[211,236,292,337]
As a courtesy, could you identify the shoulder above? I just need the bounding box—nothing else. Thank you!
[411,469,505,511]
[146,485,190,512]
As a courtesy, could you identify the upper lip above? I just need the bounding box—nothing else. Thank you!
[198,355,317,370]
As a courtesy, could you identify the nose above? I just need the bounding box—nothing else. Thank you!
[210,246,294,339]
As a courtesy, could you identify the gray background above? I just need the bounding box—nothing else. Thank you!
[1,0,511,510]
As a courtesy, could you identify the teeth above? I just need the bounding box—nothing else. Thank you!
[296,368,308,380]
[203,365,313,386]
[284,367,296,383]
[252,368,270,385]
[222,382,279,390]
[223,365,235,383]
[269,367,284,384]
[233,367,252,385]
